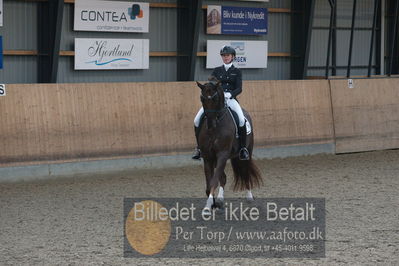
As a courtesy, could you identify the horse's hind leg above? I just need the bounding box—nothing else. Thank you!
[246,190,254,202]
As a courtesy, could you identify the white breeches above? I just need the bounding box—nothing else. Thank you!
[194,107,204,127]
[194,99,246,127]
[227,98,246,126]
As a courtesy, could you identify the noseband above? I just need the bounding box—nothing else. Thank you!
[200,91,218,102]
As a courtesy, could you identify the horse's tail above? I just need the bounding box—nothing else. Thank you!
[231,157,263,191]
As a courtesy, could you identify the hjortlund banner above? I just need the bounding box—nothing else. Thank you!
[74,38,149,70]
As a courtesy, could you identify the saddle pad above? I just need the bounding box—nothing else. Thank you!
[228,107,251,135]
[245,119,252,135]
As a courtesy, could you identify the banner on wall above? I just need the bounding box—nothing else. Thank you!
[207,5,267,35]
[74,0,149,33]
[0,36,3,69]
[0,0,3,27]
[206,40,267,69]
[75,38,149,70]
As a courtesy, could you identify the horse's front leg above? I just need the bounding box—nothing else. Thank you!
[204,152,229,212]
[212,151,229,192]
[203,159,214,197]
[202,159,215,215]
[216,171,226,208]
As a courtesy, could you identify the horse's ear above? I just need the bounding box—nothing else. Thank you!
[196,81,205,90]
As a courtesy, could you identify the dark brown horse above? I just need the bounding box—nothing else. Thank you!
[196,80,262,214]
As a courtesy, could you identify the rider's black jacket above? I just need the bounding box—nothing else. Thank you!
[211,65,242,99]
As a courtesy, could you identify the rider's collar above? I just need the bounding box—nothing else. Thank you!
[224,63,233,71]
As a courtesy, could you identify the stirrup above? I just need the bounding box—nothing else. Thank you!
[239,147,250,160]
[192,148,201,160]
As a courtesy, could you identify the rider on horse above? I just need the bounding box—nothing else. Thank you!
[192,45,250,161]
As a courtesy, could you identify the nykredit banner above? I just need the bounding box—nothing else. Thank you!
[74,0,149,33]
[74,38,149,70]
[207,5,267,35]
[207,40,267,69]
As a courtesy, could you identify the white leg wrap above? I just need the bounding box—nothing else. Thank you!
[205,194,213,209]
[246,190,254,200]
[217,187,224,199]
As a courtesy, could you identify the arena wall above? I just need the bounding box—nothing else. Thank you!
[1,78,398,166]
[330,78,399,153]
[0,80,333,166]
[239,80,334,147]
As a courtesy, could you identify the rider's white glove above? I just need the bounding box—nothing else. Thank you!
[224,92,232,99]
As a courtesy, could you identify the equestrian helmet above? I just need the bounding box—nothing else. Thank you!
[220,46,236,57]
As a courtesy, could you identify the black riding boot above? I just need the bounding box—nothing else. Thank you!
[192,126,201,160]
[238,125,250,160]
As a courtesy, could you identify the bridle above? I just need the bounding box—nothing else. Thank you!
[200,91,218,101]
[200,83,228,127]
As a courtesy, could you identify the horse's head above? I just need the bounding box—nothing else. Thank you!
[196,77,225,116]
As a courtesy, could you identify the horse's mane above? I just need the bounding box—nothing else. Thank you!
[208,75,219,85]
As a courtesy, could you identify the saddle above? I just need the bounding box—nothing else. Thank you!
[200,108,252,137]
[227,108,252,137]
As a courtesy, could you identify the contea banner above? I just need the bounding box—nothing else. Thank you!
[206,40,267,69]
[207,5,267,35]
[74,0,149,33]
[75,38,149,70]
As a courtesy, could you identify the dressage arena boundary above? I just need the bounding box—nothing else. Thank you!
[0,78,398,180]
[0,143,334,182]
